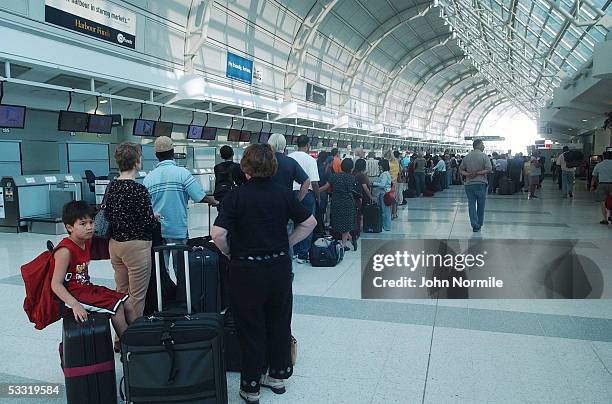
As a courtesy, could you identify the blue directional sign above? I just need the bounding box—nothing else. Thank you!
[226,52,253,84]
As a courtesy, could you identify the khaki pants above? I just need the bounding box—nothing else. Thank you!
[109,239,152,318]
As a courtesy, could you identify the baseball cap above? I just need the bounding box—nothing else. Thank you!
[154,136,173,153]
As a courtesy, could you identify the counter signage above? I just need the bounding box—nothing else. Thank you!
[45,0,137,49]
[44,176,58,183]
[226,52,253,84]
[25,177,36,184]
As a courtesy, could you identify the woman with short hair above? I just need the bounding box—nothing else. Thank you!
[105,142,158,350]
[320,158,358,250]
[211,144,316,404]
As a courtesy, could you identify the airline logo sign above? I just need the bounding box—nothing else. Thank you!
[45,0,136,49]
[306,83,326,106]
[226,52,253,84]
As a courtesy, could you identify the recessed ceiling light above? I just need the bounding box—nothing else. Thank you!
[99,99,108,104]
[581,119,587,122]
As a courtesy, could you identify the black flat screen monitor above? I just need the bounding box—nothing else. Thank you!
[202,127,217,141]
[337,140,349,149]
[286,135,297,145]
[154,121,173,137]
[240,131,252,142]
[310,137,319,147]
[87,114,113,134]
[187,125,203,140]
[322,138,332,147]
[58,111,89,132]
[228,129,241,142]
[351,141,360,149]
[259,132,270,143]
[0,104,26,128]
[133,119,156,136]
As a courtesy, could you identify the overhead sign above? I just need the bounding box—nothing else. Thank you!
[226,52,253,84]
[45,0,136,49]
[306,83,326,106]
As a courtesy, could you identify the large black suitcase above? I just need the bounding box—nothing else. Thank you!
[498,176,514,195]
[362,203,382,233]
[61,312,116,404]
[121,244,227,403]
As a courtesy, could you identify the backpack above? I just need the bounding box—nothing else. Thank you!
[309,236,344,267]
[21,241,64,330]
[214,163,235,200]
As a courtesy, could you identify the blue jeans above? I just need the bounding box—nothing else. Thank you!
[319,191,329,217]
[414,172,425,196]
[464,184,487,230]
[378,193,392,231]
[561,170,574,196]
[293,191,316,259]
[447,170,453,186]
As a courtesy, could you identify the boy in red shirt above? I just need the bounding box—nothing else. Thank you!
[51,201,136,342]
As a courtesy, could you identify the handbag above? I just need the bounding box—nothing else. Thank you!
[93,181,113,239]
[383,182,395,206]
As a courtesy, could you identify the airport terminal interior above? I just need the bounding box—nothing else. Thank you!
[0,0,612,403]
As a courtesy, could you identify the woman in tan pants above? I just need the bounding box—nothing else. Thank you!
[104,143,158,350]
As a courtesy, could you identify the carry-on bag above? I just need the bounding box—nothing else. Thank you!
[61,312,116,404]
[120,244,227,403]
[498,177,513,195]
[175,241,222,314]
[362,203,382,233]
[309,236,344,267]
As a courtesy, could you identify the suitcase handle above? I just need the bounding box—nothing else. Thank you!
[154,246,192,315]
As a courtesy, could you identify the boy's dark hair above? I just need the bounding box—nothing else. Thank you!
[156,150,174,161]
[354,158,366,172]
[297,135,310,148]
[378,159,390,172]
[393,150,400,158]
[62,200,94,232]
[220,145,234,160]
[331,148,338,157]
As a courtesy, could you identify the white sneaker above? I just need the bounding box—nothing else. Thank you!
[260,374,286,394]
[239,390,260,403]
[295,257,308,264]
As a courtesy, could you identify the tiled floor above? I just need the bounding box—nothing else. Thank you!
[1,179,611,403]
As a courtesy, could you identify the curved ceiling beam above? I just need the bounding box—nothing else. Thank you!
[283,0,339,100]
[337,2,433,113]
[458,90,501,134]
[403,56,466,125]
[421,69,478,124]
[442,80,490,131]
[184,0,213,73]
[375,34,451,121]
[473,101,514,135]
[463,97,508,137]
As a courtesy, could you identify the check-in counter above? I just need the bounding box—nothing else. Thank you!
[0,174,83,233]
[190,168,215,194]
[94,171,150,205]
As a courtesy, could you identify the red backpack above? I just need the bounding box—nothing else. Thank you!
[21,241,64,330]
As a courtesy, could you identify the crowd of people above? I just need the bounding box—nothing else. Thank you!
[46,134,611,404]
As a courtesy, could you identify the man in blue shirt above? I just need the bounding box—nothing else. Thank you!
[267,133,310,263]
[144,136,218,276]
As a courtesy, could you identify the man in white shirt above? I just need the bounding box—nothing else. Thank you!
[591,150,612,224]
[556,146,576,198]
[289,135,320,263]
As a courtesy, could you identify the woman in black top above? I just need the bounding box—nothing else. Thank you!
[105,143,157,346]
[211,144,316,404]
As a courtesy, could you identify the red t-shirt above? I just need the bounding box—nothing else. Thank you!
[55,238,91,290]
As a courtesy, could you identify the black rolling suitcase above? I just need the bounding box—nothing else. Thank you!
[362,203,382,233]
[175,243,222,314]
[120,244,227,403]
[498,176,513,195]
[60,312,117,404]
